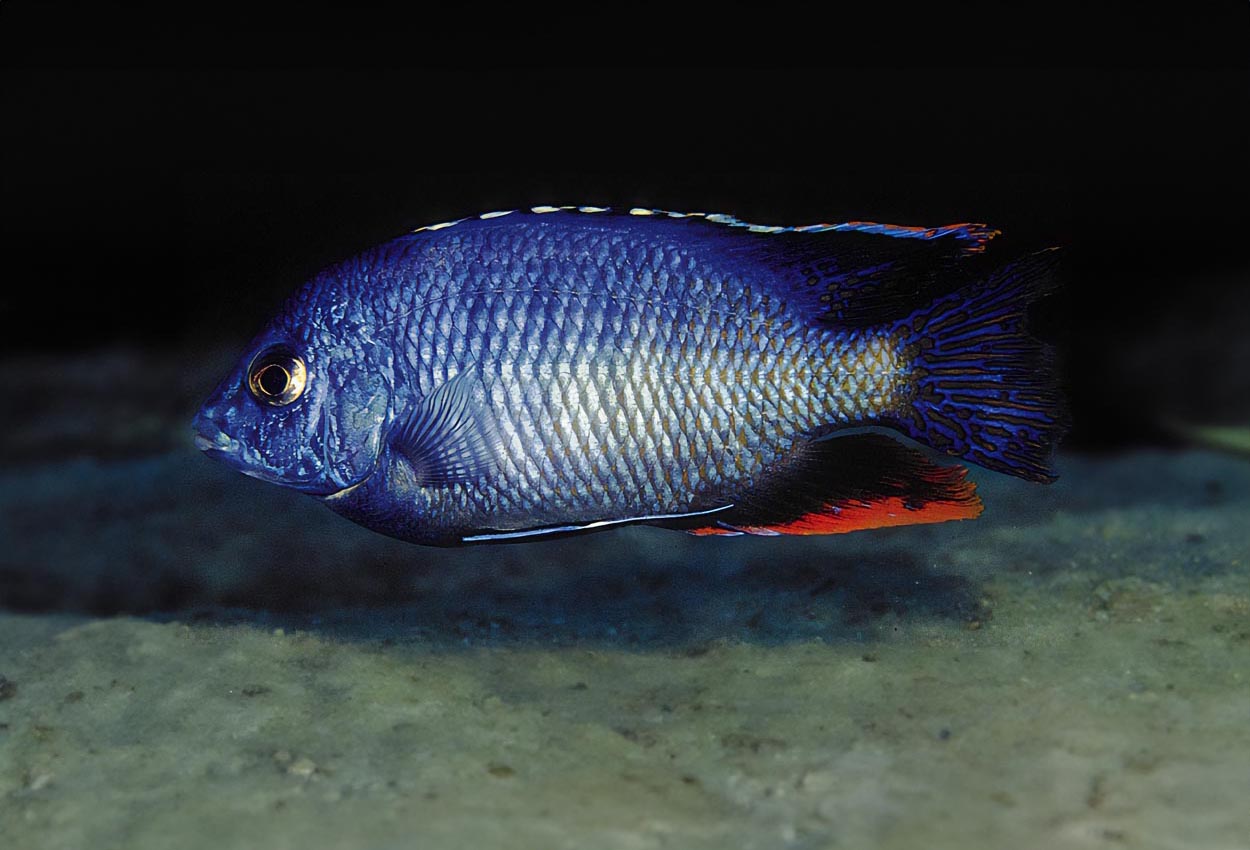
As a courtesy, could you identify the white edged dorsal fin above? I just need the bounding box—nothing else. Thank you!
[390,371,502,487]
[629,208,997,253]
[410,206,998,256]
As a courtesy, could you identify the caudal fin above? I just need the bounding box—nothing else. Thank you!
[892,249,1066,482]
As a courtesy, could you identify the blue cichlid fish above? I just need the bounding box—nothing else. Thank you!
[194,206,1064,546]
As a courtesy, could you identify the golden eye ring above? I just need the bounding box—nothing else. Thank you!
[247,347,307,406]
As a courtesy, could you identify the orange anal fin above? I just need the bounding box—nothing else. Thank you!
[726,494,981,537]
[686,525,745,537]
[682,433,984,538]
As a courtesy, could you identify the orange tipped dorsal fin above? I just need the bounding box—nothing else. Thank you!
[678,433,982,538]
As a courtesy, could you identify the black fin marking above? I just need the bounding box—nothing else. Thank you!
[891,248,1066,483]
[390,372,502,487]
[723,224,1000,327]
[660,434,982,537]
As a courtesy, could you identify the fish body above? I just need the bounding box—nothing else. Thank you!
[194,207,1064,546]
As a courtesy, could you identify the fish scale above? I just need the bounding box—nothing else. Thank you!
[196,207,1063,546]
[376,221,904,532]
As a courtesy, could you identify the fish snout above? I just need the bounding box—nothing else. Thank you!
[192,408,240,458]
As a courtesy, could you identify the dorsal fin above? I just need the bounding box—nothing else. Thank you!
[414,205,997,252]
[625,208,998,256]
[408,206,998,327]
[719,224,1001,327]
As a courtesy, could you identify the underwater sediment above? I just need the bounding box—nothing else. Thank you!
[1,351,1248,849]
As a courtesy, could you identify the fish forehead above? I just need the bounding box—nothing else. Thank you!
[345,215,906,535]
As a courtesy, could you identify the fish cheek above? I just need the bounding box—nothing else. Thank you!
[251,406,316,483]
[322,379,392,490]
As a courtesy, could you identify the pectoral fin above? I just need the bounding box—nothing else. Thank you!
[390,372,502,487]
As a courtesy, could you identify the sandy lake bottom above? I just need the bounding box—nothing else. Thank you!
[1,368,1248,849]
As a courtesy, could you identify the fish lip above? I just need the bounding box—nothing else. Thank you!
[192,414,243,459]
[194,433,228,454]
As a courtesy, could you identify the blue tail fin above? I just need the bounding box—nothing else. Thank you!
[892,249,1066,482]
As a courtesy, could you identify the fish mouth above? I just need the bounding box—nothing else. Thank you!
[193,413,243,459]
[192,409,361,496]
[194,423,303,488]
[194,430,240,457]
[192,412,274,481]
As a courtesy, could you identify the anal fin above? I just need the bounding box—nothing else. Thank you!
[683,433,982,537]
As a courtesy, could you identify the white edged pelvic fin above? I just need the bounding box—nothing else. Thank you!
[462,504,734,543]
[390,371,502,487]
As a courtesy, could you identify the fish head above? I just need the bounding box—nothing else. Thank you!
[193,292,395,497]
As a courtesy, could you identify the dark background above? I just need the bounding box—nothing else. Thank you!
[2,8,1248,451]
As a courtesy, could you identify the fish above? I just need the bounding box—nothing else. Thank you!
[193,206,1065,546]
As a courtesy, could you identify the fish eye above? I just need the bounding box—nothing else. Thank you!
[247,347,307,406]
